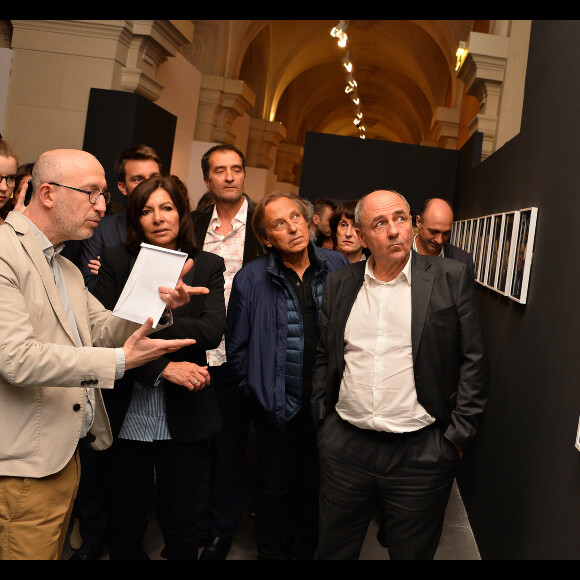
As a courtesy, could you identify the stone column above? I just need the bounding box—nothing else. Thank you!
[5,20,192,160]
[457,31,509,159]
[430,106,461,150]
[193,75,255,144]
[245,118,286,170]
[275,142,303,185]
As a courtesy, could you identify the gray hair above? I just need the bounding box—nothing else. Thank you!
[252,190,309,248]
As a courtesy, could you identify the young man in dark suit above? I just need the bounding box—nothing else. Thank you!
[79,144,162,291]
[311,189,488,560]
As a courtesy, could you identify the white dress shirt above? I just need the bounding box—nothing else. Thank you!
[202,197,247,366]
[335,252,435,432]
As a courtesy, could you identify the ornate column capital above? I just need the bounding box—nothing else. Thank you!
[194,74,255,143]
[9,20,193,101]
[457,31,509,159]
[246,118,286,170]
[275,142,304,184]
[431,106,461,149]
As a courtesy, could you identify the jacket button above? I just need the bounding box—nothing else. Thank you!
[73,403,81,412]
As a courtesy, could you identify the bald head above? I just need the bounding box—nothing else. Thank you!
[415,198,454,256]
[32,149,104,193]
[25,149,107,246]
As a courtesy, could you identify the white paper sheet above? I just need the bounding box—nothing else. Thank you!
[113,243,188,328]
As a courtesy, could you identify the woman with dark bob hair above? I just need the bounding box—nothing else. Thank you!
[93,174,226,560]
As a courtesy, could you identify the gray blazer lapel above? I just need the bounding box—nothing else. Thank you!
[411,252,434,362]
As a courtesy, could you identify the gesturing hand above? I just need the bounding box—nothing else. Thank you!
[123,317,196,371]
[158,259,210,310]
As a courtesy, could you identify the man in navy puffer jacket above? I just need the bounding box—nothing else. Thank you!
[226,191,347,560]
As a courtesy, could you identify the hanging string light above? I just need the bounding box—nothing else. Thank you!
[331,20,366,138]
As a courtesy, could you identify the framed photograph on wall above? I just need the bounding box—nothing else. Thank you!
[473,217,485,281]
[509,207,538,304]
[478,215,492,284]
[467,219,477,255]
[464,220,473,254]
[496,211,520,294]
[486,213,504,289]
[457,220,465,250]
[471,219,481,276]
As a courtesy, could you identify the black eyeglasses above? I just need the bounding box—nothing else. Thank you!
[0,175,16,186]
[49,182,111,205]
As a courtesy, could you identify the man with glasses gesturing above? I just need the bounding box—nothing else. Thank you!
[0,149,204,560]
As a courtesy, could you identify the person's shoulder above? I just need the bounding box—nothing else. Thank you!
[415,251,466,278]
[101,243,130,262]
[195,249,225,267]
[236,254,268,278]
[99,212,123,226]
[317,247,349,269]
[445,242,472,261]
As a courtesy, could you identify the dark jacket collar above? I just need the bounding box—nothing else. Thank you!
[267,242,328,278]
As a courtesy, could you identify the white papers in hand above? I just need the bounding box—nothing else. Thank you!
[113,243,188,328]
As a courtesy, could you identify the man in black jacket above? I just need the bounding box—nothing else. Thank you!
[312,190,488,560]
[191,144,264,560]
[413,197,475,277]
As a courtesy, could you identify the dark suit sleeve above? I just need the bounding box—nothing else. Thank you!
[80,223,105,293]
[91,246,124,310]
[149,254,226,349]
[310,270,334,428]
[225,268,252,386]
[445,264,489,450]
[132,253,226,387]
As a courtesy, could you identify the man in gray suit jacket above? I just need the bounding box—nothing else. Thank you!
[414,197,475,277]
[311,190,488,560]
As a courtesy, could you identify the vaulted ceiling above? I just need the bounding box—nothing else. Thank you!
[213,20,490,147]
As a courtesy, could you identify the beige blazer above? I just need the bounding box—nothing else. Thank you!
[0,211,140,478]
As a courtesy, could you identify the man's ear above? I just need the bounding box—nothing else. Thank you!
[37,183,56,208]
[118,181,128,196]
[356,227,368,248]
[312,214,320,226]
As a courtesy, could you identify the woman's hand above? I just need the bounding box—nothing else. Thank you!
[158,259,209,310]
[161,361,210,391]
[88,256,101,275]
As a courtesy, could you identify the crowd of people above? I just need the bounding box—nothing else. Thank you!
[0,135,488,560]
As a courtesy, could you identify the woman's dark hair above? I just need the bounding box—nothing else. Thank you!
[124,174,198,255]
[329,199,358,247]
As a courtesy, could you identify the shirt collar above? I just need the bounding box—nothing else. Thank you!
[21,214,64,263]
[209,196,248,229]
[364,251,412,286]
[413,233,444,257]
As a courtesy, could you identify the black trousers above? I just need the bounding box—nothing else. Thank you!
[315,410,458,560]
[106,438,208,560]
[194,363,250,540]
[253,404,319,560]
[72,442,107,548]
